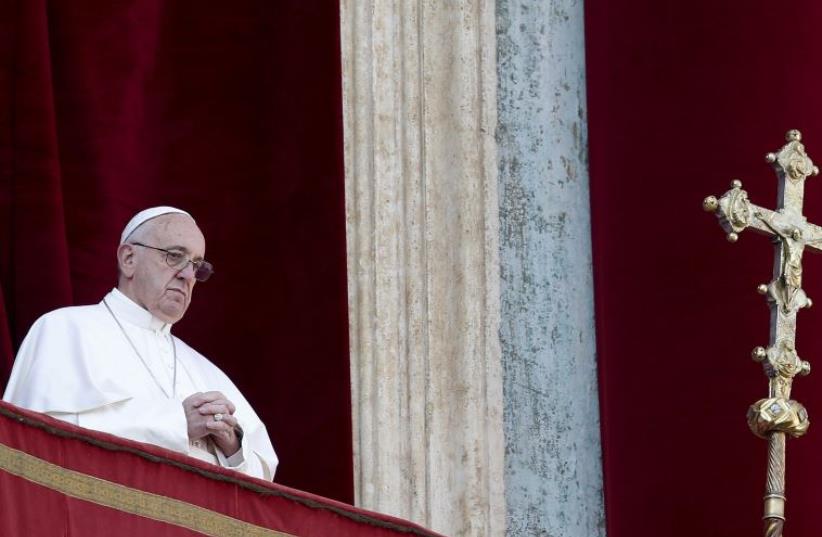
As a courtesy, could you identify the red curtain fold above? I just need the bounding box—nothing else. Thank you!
[0,0,352,502]
[0,0,74,379]
[586,1,822,535]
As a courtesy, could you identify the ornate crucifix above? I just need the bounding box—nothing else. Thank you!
[704,130,820,537]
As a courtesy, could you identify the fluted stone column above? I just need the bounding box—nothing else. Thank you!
[341,2,505,536]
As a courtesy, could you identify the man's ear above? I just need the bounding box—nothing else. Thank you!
[117,244,137,278]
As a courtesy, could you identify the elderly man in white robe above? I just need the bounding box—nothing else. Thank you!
[2,207,278,480]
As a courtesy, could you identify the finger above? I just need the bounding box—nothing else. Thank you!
[201,397,236,414]
[219,414,238,428]
[204,412,238,428]
[196,399,236,414]
[186,392,222,409]
[209,430,233,446]
[205,420,235,435]
[187,393,223,410]
[194,391,227,406]
[197,403,232,416]
[190,411,209,427]
[206,414,238,431]
[182,392,204,410]
[186,414,212,440]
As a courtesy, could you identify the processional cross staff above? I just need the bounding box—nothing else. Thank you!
[704,130,821,537]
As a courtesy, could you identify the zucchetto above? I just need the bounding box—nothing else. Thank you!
[120,206,192,244]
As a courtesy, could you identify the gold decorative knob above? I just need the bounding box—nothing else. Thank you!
[757,284,769,295]
[766,152,777,163]
[727,232,739,243]
[752,347,768,362]
[747,398,809,439]
[703,196,719,212]
[800,361,812,376]
[731,179,742,188]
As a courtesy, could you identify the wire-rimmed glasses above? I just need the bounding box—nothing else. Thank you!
[130,242,214,282]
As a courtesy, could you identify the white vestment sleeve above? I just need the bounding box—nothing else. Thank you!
[73,398,190,455]
[38,402,190,457]
[214,418,275,480]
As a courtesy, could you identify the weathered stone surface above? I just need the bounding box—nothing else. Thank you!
[340,2,505,536]
[496,0,605,535]
[342,0,604,534]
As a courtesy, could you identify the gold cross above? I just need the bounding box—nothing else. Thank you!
[703,129,819,536]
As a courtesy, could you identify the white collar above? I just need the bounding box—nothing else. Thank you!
[104,288,172,335]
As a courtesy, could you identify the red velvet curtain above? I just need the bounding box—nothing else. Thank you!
[0,1,352,503]
[586,1,822,535]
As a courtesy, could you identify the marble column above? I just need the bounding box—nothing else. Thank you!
[496,0,605,535]
[340,2,506,536]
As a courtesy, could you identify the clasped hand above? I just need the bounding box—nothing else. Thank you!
[183,391,240,456]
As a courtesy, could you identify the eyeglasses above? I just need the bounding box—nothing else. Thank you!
[130,242,214,282]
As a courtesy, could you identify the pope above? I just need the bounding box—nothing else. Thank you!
[2,206,278,480]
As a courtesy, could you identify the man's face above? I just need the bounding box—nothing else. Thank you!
[129,214,206,324]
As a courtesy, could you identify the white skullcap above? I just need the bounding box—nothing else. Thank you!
[120,206,192,244]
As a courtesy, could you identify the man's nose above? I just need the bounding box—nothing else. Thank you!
[177,261,197,281]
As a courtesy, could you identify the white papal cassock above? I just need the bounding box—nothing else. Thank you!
[2,288,278,481]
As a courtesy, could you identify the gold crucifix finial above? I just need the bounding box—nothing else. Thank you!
[703,130,820,537]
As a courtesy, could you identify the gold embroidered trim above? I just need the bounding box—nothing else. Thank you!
[0,443,293,537]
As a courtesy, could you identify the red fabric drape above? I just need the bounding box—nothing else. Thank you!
[0,402,443,537]
[587,1,822,535]
[0,1,352,502]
